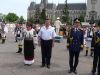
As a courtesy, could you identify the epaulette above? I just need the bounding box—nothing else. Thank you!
[79,28,83,31]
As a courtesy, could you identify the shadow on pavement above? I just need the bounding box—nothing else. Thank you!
[42,70,92,75]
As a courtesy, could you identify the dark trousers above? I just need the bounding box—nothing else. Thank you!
[69,51,80,71]
[98,54,100,75]
[41,39,53,66]
[92,52,99,73]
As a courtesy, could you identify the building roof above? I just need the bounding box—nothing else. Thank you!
[57,3,86,10]
[47,3,56,9]
[35,4,40,9]
[28,2,36,10]
[28,2,86,11]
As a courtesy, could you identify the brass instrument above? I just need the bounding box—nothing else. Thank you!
[95,36,100,44]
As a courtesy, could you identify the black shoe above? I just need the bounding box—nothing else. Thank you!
[47,65,50,69]
[90,55,93,57]
[68,70,73,73]
[73,70,77,74]
[40,65,45,68]
[24,64,32,66]
[16,51,22,53]
[16,51,19,53]
[85,55,87,56]
[15,40,18,42]
[91,72,95,75]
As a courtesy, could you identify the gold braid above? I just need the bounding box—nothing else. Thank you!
[68,28,73,45]
[94,32,100,44]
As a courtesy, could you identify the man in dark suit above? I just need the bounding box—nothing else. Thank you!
[91,23,100,75]
[67,18,84,74]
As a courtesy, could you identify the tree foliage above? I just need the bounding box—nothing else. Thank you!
[78,15,85,22]
[17,16,25,24]
[5,13,19,23]
[40,8,46,24]
[61,0,70,24]
[27,17,34,24]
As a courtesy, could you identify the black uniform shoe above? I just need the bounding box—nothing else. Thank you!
[47,65,50,69]
[73,70,77,74]
[91,72,95,75]
[68,70,73,73]
[40,65,45,68]
[16,51,22,54]
[15,40,18,42]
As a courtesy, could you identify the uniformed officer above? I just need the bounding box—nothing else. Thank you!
[91,22,100,75]
[67,18,84,74]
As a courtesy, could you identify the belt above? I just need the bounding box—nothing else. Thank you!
[24,38,33,40]
[41,39,52,41]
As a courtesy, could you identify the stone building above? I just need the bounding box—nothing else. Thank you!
[27,0,56,21]
[85,0,100,21]
[56,3,86,21]
[27,0,100,22]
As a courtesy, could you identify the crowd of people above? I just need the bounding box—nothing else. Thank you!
[0,17,100,75]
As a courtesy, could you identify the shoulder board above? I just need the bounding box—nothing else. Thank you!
[70,28,74,31]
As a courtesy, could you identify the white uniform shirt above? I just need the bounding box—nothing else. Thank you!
[38,26,56,40]
[54,20,62,28]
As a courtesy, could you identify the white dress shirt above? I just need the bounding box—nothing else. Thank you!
[38,26,56,40]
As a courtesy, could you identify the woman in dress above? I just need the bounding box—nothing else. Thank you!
[24,22,35,65]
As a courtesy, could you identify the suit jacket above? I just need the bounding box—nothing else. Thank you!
[67,28,84,52]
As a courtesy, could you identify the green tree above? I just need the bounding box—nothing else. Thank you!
[97,19,100,25]
[79,15,85,22]
[27,17,34,24]
[5,13,19,23]
[17,16,25,24]
[61,0,70,24]
[40,8,46,24]
[0,13,6,21]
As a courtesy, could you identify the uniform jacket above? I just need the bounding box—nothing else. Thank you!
[67,28,84,52]
[91,30,100,53]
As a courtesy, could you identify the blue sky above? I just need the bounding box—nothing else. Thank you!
[0,0,86,19]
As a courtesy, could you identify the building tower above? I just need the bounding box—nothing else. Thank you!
[41,0,48,8]
[86,0,100,21]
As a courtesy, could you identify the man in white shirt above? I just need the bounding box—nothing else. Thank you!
[38,18,56,69]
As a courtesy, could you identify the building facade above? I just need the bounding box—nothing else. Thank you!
[85,0,100,21]
[27,0,100,22]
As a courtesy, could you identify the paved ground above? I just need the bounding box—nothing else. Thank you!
[0,32,94,75]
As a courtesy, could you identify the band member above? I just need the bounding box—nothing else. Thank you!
[91,23,100,75]
[14,24,23,42]
[15,24,24,53]
[23,22,35,65]
[38,18,56,69]
[1,21,7,44]
[84,28,90,56]
[67,18,84,74]
[54,17,62,35]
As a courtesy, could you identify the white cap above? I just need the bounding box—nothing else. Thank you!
[57,17,60,20]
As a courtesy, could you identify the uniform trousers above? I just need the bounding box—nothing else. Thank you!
[69,50,80,71]
[92,52,100,75]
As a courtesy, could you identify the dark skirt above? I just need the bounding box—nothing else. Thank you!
[24,39,35,60]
